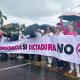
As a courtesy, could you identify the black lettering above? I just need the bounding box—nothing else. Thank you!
[64,44,74,55]
[57,44,63,53]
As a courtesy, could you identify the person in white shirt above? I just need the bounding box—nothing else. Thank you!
[35,29,42,63]
[46,27,54,68]
[54,27,64,71]
[17,31,24,59]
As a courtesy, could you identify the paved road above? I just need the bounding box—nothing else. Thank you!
[0,59,74,80]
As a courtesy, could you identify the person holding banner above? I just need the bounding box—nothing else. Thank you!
[8,32,18,59]
[36,29,42,63]
[54,26,64,71]
[29,31,36,62]
[63,23,80,77]
[67,24,80,77]
[0,31,8,59]
[46,27,54,68]
[17,31,24,59]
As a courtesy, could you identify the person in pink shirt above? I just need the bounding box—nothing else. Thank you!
[59,17,77,35]
[63,23,80,78]
[64,24,77,36]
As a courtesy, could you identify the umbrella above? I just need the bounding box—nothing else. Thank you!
[59,12,80,22]
[59,12,80,34]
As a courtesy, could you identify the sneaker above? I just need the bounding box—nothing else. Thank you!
[47,63,51,68]
[77,73,80,78]
[37,61,41,63]
[69,69,74,73]
[17,56,23,59]
[35,61,41,66]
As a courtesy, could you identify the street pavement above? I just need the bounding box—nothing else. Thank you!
[0,59,76,80]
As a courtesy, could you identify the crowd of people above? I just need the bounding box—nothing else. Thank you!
[0,22,80,78]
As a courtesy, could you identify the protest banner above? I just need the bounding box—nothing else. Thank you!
[0,35,80,64]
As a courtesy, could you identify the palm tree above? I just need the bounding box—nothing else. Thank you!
[0,10,7,28]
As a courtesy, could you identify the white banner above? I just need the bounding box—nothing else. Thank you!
[0,35,80,64]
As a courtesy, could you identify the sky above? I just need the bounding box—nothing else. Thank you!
[0,0,80,26]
